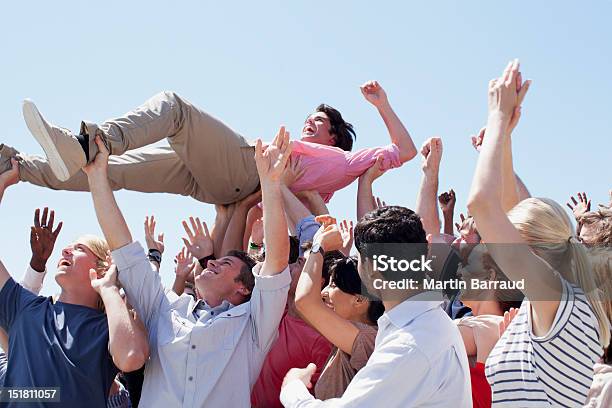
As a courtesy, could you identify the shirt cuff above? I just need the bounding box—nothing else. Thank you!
[280,379,316,407]
[252,263,291,291]
[111,241,147,270]
[20,266,46,295]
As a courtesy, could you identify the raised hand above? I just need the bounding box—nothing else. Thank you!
[488,59,529,122]
[82,136,109,176]
[470,127,486,152]
[499,307,519,337]
[281,156,306,187]
[421,137,443,173]
[313,215,343,252]
[174,247,196,280]
[255,126,292,183]
[361,155,387,183]
[373,196,387,210]
[0,158,20,189]
[566,192,591,220]
[30,207,63,272]
[338,219,354,256]
[455,213,480,244]
[182,216,213,259]
[438,189,456,214]
[144,215,165,254]
[360,80,389,108]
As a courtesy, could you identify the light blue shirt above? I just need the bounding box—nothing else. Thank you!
[113,241,291,408]
[280,291,472,407]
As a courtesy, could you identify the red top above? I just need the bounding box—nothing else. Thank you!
[251,309,333,408]
[470,362,492,408]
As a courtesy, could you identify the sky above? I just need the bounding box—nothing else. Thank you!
[1,1,611,295]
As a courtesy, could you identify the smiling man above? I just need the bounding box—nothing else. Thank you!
[85,126,293,407]
[1,81,416,205]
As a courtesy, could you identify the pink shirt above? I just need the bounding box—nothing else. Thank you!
[288,140,402,203]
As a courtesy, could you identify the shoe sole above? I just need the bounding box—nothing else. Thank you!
[23,100,71,182]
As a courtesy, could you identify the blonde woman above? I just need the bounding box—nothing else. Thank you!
[468,60,608,406]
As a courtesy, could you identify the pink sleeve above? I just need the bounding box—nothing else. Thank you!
[345,144,402,177]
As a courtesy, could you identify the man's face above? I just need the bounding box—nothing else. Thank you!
[194,256,248,300]
[55,242,101,288]
[301,112,335,146]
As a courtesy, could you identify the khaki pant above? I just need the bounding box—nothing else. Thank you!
[17,91,260,204]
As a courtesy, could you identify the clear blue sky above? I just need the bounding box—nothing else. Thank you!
[1,1,610,295]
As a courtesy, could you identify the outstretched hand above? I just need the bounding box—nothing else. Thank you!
[182,216,213,259]
[255,126,292,184]
[313,215,343,252]
[30,207,63,272]
[566,192,591,220]
[361,155,387,183]
[338,219,354,256]
[174,247,196,280]
[0,158,20,189]
[89,253,116,294]
[83,136,109,177]
[144,215,165,254]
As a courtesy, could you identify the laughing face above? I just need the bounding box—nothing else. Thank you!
[301,112,335,146]
[194,255,250,301]
[55,242,102,288]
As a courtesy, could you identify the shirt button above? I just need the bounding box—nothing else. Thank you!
[188,376,193,381]
[191,345,196,350]
[211,311,215,315]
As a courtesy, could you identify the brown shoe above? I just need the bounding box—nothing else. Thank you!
[22,99,86,182]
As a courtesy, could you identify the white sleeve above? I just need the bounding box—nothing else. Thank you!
[19,265,47,295]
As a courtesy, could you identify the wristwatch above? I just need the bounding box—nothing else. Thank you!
[311,242,325,257]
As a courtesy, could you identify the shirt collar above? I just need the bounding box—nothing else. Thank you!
[378,291,444,331]
[193,299,233,316]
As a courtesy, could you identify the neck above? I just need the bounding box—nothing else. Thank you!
[57,288,99,309]
[382,288,424,312]
[287,295,300,318]
[199,290,225,308]
[471,299,503,316]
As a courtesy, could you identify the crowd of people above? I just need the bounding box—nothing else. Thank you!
[0,60,609,407]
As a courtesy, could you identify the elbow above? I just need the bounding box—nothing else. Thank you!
[114,346,149,373]
[466,190,494,217]
[399,146,418,163]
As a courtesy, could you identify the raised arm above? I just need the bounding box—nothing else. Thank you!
[438,189,456,236]
[361,81,417,163]
[83,137,132,250]
[0,160,20,289]
[90,262,149,373]
[295,216,361,354]
[143,215,164,272]
[84,136,167,332]
[415,137,442,236]
[357,156,386,220]
[221,190,262,254]
[467,60,561,334]
[255,127,291,275]
[212,204,234,258]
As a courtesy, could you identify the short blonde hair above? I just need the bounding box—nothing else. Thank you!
[76,235,109,273]
[579,208,612,245]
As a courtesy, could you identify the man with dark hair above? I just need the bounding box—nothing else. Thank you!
[2,81,417,205]
[280,206,471,407]
[86,126,293,407]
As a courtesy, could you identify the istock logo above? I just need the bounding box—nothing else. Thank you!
[372,255,432,273]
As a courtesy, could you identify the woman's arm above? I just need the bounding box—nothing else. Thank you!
[467,61,561,336]
[294,219,360,354]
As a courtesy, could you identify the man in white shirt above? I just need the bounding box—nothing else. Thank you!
[85,127,293,407]
[280,206,472,407]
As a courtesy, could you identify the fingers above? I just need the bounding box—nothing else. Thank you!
[94,135,109,155]
[47,210,55,230]
[89,268,98,284]
[158,233,164,243]
[517,79,531,106]
[182,220,195,242]
[34,208,40,228]
[41,207,49,227]
[315,214,336,227]
[52,221,63,238]
[254,139,263,162]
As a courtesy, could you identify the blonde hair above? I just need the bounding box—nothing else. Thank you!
[507,197,610,347]
[76,235,110,312]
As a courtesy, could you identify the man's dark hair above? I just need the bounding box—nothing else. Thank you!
[227,250,257,296]
[355,206,427,254]
[316,104,356,152]
[289,236,300,264]
[301,240,344,288]
[329,256,385,324]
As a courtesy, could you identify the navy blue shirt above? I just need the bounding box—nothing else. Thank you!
[0,278,118,407]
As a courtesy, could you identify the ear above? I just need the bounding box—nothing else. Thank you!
[237,284,251,297]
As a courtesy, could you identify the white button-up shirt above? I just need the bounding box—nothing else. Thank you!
[112,241,291,408]
[280,291,472,407]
